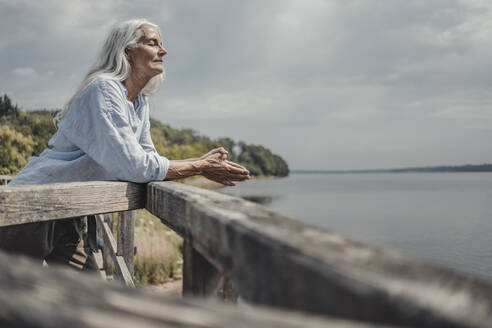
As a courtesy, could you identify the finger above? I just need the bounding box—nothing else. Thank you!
[223,171,250,178]
[208,152,223,161]
[210,176,235,186]
[225,163,249,175]
[224,161,246,170]
[226,173,251,181]
[224,165,248,175]
[205,148,228,159]
[225,160,249,172]
[212,147,228,155]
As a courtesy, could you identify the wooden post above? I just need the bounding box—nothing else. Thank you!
[117,210,135,278]
[95,215,103,243]
[215,275,239,303]
[182,240,238,303]
[102,213,115,279]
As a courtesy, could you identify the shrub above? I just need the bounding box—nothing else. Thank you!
[133,210,183,285]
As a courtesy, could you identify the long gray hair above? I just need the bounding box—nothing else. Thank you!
[54,18,164,125]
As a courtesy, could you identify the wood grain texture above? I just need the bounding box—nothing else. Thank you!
[115,256,135,288]
[0,249,390,328]
[147,181,492,328]
[0,182,145,227]
[117,210,135,278]
[182,240,239,303]
[93,252,106,280]
[102,213,115,279]
[97,215,134,288]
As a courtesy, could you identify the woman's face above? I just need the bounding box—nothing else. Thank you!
[127,24,167,79]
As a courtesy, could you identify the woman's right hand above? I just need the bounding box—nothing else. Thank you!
[198,151,250,186]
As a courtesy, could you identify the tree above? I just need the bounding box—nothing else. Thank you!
[0,126,35,175]
[238,142,289,177]
[0,96,290,178]
[0,94,19,118]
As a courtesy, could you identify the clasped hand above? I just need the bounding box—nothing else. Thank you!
[198,147,250,186]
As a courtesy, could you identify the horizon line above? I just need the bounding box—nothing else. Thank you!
[291,163,492,173]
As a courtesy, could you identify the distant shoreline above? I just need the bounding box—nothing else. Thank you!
[292,164,492,174]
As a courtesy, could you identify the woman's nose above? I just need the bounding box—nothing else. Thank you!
[159,46,167,57]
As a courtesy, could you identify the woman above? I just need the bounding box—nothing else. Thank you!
[0,18,250,271]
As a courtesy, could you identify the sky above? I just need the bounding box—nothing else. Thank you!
[1,0,492,170]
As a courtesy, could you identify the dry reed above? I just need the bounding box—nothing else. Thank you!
[133,210,183,285]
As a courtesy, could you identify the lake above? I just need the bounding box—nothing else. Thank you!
[218,172,492,283]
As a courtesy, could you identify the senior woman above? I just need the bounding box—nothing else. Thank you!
[0,19,249,271]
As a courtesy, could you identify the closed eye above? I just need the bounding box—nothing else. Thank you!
[148,39,162,47]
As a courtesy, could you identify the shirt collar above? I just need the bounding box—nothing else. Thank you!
[116,80,144,111]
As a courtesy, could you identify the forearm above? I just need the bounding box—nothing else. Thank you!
[164,159,203,180]
[170,158,199,163]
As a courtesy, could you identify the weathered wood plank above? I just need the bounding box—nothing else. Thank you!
[0,182,146,227]
[117,210,135,278]
[99,218,118,255]
[93,251,106,280]
[97,215,134,288]
[183,240,238,302]
[96,214,104,244]
[102,213,115,279]
[183,239,239,302]
[147,181,492,328]
[115,255,135,288]
[0,249,391,328]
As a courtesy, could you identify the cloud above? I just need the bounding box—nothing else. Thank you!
[1,0,492,168]
[11,67,38,79]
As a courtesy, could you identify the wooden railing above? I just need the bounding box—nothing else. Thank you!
[1,176,137,287]
[95,212,135,287]
[1,180,492,327]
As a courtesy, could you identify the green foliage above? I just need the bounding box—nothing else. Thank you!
[0,94,19,117]
[133,209,182,285]
[0,95,289,177]
[0,108,57,175]
[1,94,290,286]
[0,126,35,175]
[134,256,178,285]
[164,143,209,160]
[148,120,287,176]
[238,142,289,177]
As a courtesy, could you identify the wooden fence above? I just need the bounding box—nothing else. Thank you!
[95,212,135,287]
[1,175,136,287]
[0,180,491,327]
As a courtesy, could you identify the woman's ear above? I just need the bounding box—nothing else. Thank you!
[125,48,131,62]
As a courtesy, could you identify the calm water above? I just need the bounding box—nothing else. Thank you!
[218,173,492,282]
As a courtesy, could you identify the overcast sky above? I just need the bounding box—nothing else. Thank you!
[1,0,492,170]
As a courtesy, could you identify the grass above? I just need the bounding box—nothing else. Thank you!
[132,209,183,286]
[130,176,242,286]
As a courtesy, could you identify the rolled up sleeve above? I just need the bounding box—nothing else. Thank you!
[58,77,169,183]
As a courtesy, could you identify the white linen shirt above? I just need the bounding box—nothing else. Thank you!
[10,76,169,185]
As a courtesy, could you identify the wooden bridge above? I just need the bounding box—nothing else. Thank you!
[0,176,491,327]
